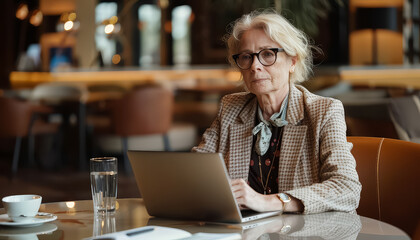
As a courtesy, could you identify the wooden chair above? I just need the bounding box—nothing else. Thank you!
[388,95,420,143]
[343,98,399,138]
[109,85,173,173]
[0,97,57,176]
[347,136,420,238]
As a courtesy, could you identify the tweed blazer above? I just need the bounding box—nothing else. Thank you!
[192,85,361,214]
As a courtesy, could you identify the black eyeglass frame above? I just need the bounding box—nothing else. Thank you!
[232,48,285,70]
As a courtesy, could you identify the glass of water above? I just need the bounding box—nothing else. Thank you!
[90,157,118,213]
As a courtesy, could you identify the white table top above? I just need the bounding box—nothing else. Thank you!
[0,198,411,240]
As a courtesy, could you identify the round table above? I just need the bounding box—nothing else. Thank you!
[0,198,410,240]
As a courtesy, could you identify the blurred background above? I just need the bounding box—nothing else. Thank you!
[0,0,419,219]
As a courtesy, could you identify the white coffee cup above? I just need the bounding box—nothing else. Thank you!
[2,195,42,222]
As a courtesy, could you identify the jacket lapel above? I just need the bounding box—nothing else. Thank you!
[228,96,257,180]
[278,85,307,190]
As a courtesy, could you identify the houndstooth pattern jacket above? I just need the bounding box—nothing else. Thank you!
[192,84,361,214]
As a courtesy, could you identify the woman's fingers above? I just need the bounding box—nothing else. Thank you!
[230,179,255,207]
[230,178,271,212]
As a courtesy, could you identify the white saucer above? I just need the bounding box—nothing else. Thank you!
[0,213,57,227]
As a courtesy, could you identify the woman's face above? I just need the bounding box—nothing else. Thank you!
[238,28,296,97]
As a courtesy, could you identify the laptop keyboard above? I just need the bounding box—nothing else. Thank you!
[240,209,259,218]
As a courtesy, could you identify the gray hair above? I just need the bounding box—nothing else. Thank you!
[226,9,315,84]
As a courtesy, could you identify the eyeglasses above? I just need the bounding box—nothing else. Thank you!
[232,48,285,70]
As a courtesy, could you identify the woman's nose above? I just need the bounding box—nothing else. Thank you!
[250,54,262,71]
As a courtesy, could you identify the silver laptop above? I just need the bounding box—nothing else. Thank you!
[127,151,281,223]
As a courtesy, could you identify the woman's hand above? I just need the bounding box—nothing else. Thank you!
[230,179,283,212]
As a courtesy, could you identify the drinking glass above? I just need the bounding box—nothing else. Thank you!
[90,157,118,213]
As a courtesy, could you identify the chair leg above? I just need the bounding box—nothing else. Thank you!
[163,134,171,151]
[11,137,23,176]
[122,137,131,174]
[27,114,37,167]
[79,102,87,171]
[28,133,35,167]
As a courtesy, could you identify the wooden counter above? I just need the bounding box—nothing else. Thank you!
[339,65,420,89]
[9,67,241,89]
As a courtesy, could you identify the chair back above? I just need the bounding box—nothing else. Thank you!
[111,85,173,136]
[0,97,33,138]
[348,136,420,237]
[388,95,420,143]
[347,137,382,219]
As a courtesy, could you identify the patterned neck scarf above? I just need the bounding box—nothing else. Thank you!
[252,94,289,156]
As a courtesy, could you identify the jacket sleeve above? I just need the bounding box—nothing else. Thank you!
[286,100,362,214]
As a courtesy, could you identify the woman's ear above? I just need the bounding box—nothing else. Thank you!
[289,56,297,73]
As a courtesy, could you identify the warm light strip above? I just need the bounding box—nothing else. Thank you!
[10,69,241,88]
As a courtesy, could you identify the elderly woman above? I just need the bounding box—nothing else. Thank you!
[192,10,361,214]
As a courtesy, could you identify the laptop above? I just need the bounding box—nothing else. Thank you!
[127,151,281,223]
